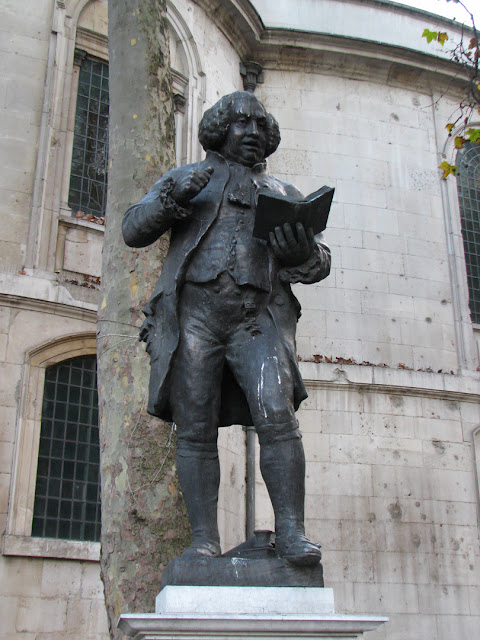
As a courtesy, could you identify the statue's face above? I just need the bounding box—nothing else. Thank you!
[220,95,267,167]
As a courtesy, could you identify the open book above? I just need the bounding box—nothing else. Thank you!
[253,185,334,241]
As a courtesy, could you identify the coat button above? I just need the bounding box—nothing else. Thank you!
[274,294,284,305]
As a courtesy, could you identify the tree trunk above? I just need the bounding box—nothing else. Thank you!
[97,2,190,637]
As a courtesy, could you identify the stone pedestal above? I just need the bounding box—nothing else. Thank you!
[118,585,388,640]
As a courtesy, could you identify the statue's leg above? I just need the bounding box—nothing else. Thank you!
[259,437,321,566]
[226,301,321,566]
[169,282,226,558]
[175,447,221,558]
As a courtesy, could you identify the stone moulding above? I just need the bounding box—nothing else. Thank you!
[118,612,388,639]
[299,361,480,402]
[191,0,470,90]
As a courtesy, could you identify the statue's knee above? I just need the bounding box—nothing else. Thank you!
[176,434,219,459]
[256,421,301,446]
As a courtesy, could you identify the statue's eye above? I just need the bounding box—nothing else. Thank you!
[236,117,248,125]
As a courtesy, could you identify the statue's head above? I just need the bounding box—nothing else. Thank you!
[198,91,281,167]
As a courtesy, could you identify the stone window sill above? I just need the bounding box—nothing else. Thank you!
[2,534,100,562]
[59,213,105,234]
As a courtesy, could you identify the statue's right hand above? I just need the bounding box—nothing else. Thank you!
[171,166,214,208]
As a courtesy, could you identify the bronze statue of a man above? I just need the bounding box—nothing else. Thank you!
[123,91,331,567]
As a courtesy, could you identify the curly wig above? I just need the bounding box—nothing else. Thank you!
[198,91,281,159]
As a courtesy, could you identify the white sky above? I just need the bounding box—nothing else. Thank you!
[394,0,480,24]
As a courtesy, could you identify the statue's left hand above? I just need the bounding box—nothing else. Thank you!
[269,222,316,267]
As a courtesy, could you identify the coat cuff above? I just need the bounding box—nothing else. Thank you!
[151,177,189,222]
[279,244,331,285]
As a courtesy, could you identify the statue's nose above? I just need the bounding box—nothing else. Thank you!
[247,120,259,136]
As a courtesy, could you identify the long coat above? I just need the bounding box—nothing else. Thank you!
[123,151,331,426]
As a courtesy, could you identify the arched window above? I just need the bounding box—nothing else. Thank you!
[32,355,101,542]
[66,2,200,223]
[4,334,100,561]
[27,0,204,276]
[68,54,109,220]
[457,142,480,323]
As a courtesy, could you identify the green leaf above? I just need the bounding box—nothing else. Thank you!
[446,123,455,135]
[439,161,457,180]
[437,32,449,46]
[422,28,438,44]
[466,128,480,143]
[454,136,466,149]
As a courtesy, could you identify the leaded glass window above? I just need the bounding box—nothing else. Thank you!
[457,142,480,323]
[32,355,101,542]
[68,55,109,219]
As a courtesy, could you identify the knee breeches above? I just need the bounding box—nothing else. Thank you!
[169,274,300,454]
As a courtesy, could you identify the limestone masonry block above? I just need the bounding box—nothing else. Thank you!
[80,563,104,600]
[323,550,375,583]
[372,465,474,502]
[305,494,371,522]
[41,560,83,598]
[413,417,463,443]
[374,550,430,585]
[422,440,471,471]
[306,461,373,498]
[418,584,471,615]
[435,615,480,640]
[330,433,423,467]
[0,594,20,633]
[16,596,68,633]
[354,581,419,614]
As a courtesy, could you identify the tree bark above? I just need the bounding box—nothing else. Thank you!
[97,2,190,637]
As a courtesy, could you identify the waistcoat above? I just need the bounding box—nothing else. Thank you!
[185,160,270,291]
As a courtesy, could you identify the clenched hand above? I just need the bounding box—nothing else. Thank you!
[171,166,214,211]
